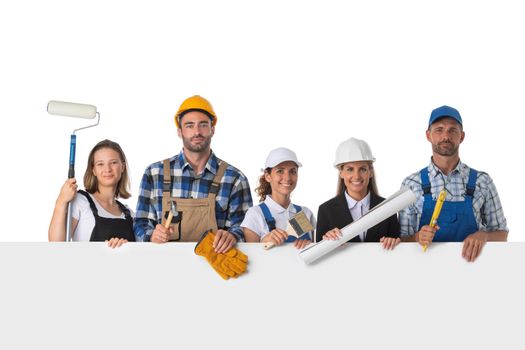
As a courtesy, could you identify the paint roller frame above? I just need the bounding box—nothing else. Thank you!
[47,100,101,242]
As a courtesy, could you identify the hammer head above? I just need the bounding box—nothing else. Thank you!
[164,201,181,228]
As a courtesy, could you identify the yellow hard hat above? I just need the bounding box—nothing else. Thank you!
[174,95,217,128]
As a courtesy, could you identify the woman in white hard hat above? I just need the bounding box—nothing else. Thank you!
[241,147,315,249]
[48,139,135,248]
[316,137,400,249]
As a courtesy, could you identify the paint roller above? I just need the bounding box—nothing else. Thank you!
[47,100,100,241]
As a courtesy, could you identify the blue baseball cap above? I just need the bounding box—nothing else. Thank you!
[428,105,462,128]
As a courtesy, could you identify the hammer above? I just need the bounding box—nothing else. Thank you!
[164,201,178,229]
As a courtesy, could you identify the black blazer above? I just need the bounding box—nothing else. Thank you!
[315,192,400,243]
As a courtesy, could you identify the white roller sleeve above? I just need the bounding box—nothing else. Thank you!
[47,100,97,119]
[299,188,417,264]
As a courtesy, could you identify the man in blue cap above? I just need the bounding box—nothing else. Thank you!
[399,105,508,262]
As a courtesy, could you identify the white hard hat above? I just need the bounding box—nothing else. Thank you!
[333,137,375,168]
[263,147,302,170]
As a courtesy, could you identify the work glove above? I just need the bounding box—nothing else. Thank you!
[194,231,248,280]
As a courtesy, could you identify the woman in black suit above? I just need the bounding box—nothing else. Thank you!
[316,137,400,249]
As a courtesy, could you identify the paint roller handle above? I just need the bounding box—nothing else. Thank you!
[66,135,76,242]
[68,134,76,178]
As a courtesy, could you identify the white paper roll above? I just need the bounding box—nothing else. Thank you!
[47,100,97,119]
[299,188,417,264]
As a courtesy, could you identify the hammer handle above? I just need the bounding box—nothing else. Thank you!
[164,211,174,229]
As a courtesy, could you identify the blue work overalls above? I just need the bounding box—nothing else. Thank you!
[418,167,478,242]
[259,203,311,241]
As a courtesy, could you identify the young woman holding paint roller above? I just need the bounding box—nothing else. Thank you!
[48,139,135,248]
[241,147,315,250]
[317,137,400,249]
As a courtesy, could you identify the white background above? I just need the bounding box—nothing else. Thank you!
[0,0,522,242]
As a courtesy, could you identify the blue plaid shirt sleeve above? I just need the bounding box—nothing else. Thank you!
[133,165,159,242]
[399,173,423,237]
[223,172,253,241]
[476,172,509,232]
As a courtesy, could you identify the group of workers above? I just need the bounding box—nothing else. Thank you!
[49,95,509,264]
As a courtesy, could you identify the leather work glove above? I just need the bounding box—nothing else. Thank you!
[194,231,248,280]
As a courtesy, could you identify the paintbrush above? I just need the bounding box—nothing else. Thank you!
[264,210,314,250]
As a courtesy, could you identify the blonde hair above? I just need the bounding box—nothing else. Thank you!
[83,139,131,199]
[336,162,379,197]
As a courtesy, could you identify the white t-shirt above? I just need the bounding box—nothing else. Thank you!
[70,192,134,242]
[241,195,316,240]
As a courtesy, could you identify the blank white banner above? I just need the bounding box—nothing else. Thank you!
[0,242,523,350]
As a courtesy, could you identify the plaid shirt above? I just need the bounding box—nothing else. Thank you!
[134,151,253,242]
[399,159,508,237]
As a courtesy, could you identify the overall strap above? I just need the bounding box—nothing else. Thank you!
[259,202,276,231]
[293,204,302,212]
[79,189,128,219]
[419,168,432,200]
[208,160,228,198]
[161,158,171,226]
[78,190,99,217]
[466,168,478,198]
[115,200,132,220]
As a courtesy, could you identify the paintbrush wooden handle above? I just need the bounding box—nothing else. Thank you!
[263,242,276,250]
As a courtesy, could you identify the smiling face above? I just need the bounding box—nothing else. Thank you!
[339,161,373,200]
[264,161,298,200]
[91,148,125,188]
[177,110,214,154]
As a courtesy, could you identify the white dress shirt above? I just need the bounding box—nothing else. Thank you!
[344,191,371,241]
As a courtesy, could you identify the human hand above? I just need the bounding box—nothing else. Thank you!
[213,229,237,253]
[293,239,311,250]
[195,231,248,279]
[323,228,342,241]
[263,228,288,246]
[106,237,128,248]
[57,178,78,205]
[417,225,438,247]
[462,231,488,262]
[380,236,401,250]
[151,224,172,243]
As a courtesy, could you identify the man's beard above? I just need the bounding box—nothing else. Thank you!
[183,135,212,153]
[433,141,459,156]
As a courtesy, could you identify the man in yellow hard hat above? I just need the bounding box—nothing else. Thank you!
[134,95,253,253]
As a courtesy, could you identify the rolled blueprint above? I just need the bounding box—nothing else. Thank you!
[47,100,97,119]
[299,188,417,264]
